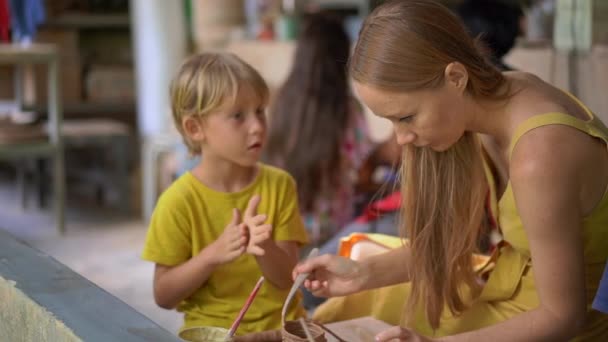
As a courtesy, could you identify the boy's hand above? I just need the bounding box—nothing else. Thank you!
[243,195,273,256]
[210,209,247,264]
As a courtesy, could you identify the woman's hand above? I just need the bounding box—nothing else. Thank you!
[292,254,366,297]
[375,326,435,342]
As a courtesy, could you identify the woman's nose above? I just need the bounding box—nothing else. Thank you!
[396,131,416,146]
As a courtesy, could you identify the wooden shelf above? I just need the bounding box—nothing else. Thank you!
[42,14,130,29]
[25,102,135,116]
[0,43,57,63]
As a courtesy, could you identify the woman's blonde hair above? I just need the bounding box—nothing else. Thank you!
[350,0,509,329]
[170,52,269,154]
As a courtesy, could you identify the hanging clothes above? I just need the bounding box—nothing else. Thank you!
[8,0,45,43]
[0,0,9,42]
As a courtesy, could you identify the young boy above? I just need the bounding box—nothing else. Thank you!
[141,52,308,336]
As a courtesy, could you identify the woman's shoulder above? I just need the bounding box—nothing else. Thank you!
[504,73,608,213]
[506,72,587,122]
[507,103,605,206]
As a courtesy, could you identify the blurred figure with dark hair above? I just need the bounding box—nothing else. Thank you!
[457,0,524,71]
[265,12,372,246]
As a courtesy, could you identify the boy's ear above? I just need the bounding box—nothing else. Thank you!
[182,116,205,142]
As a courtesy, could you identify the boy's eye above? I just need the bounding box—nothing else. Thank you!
[232,112,243,120]
[255,108,265,117]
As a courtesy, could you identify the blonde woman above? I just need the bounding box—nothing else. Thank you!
[294,0,608,340]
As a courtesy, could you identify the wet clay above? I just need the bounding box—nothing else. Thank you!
[282,319,326,342]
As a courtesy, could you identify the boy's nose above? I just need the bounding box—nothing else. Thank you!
[249,117,265,134]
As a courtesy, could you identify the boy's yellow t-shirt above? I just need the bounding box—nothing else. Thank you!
[141,163,309,335]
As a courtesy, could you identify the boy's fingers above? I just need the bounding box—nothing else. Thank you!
[251,224,272,236]
[241,227,250,247]
[248,245,265,256]
[228,246,246,260]
[229,236,244,250]
[247,214,267,226]
[230,208,241,225]
[244,194,261,218]
[251,231,271,243]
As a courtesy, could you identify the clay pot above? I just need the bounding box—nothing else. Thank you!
[179,326,233,342]
[282,319,326,342]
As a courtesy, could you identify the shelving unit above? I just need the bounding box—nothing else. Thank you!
[31,10,135,126]
[0,43,65,234]
[42,13,130,29]
[27,7,136,214]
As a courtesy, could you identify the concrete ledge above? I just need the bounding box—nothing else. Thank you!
[0,229,180,341]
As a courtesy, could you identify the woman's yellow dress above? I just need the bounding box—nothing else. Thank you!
[314,99,608,341]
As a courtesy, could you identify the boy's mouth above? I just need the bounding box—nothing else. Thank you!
[248,142,262,150]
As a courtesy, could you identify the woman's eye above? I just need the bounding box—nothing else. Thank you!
[399,115,415,123]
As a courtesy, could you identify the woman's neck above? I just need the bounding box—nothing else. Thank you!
[191,156,258,193]
[465,75,519,150]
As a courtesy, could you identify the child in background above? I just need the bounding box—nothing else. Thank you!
[141,52,308,336]
[264,13,372,246]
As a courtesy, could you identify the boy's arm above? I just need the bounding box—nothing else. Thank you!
[254,240,300,290]
[243,192,303,290]
[153,245,221,309]
[153,209,248,309]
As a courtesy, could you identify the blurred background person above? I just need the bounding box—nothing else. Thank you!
[457,0,525,71]
[264,12,372,247]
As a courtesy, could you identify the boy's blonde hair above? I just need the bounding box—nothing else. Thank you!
[170,52,269,154]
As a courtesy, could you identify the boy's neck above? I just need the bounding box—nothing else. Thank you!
[191,159,259,193]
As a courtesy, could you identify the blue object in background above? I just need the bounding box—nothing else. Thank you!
[8,0,45,43]
[593,262,608,314]
[174,143,200,177]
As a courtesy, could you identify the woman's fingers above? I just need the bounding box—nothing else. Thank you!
[302,279,329,296]
[375,326,413,341]
[294,254,334,274]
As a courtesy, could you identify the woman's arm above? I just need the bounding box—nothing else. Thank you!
[297,244,412,297]
[359,245,412,290]
[444,126,589,341]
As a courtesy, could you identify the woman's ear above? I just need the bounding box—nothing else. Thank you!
[444,62,468,93]
[182,116,205,142]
